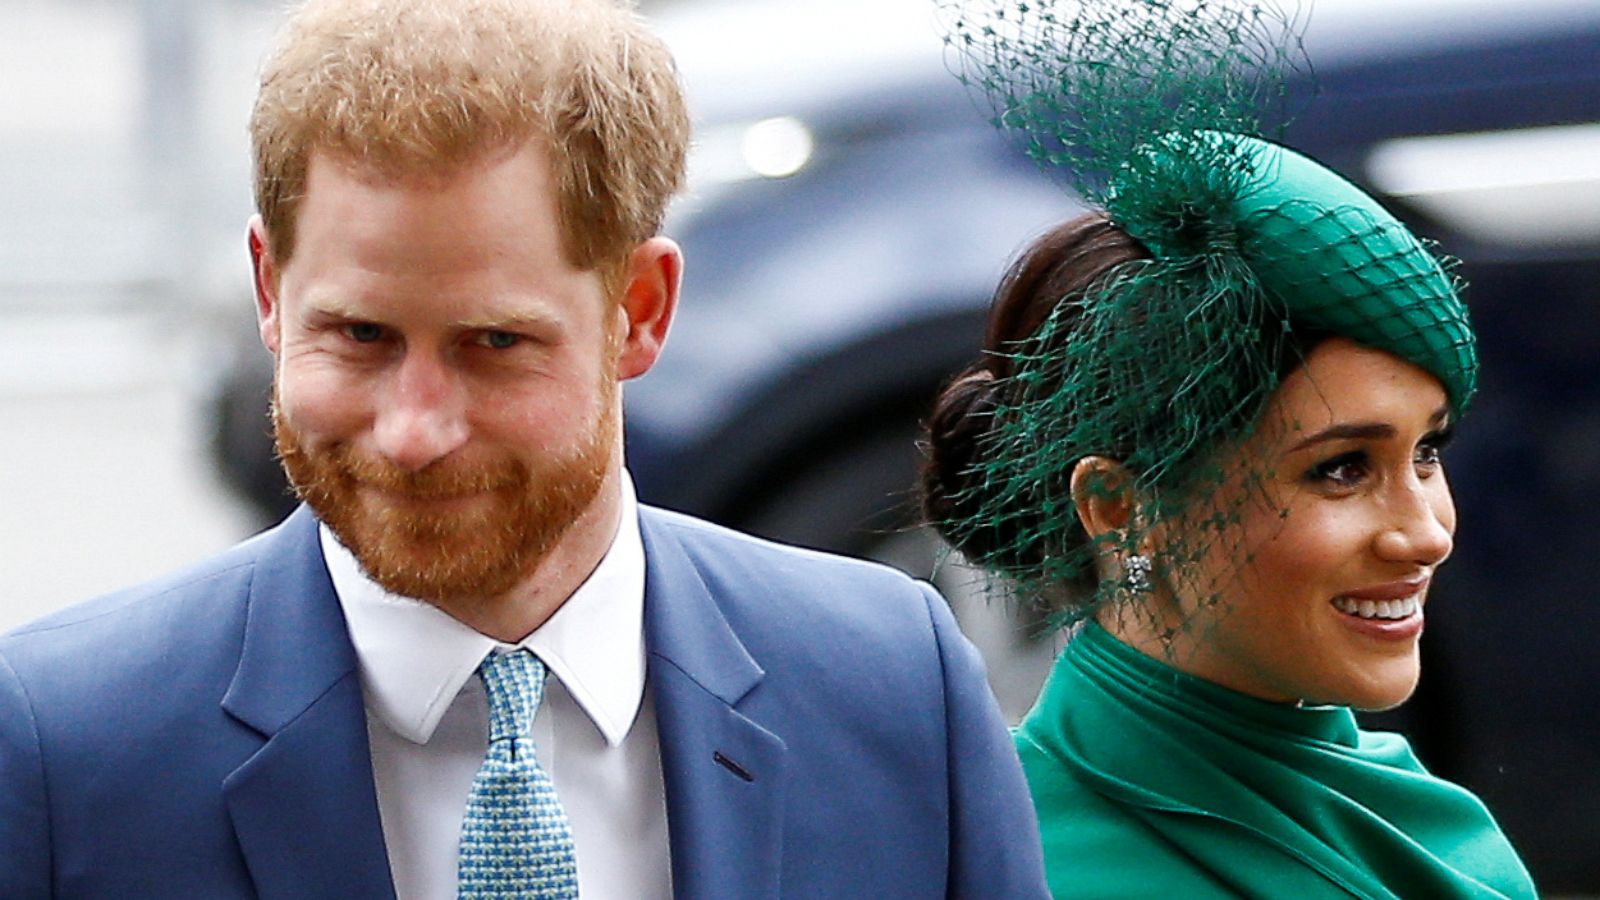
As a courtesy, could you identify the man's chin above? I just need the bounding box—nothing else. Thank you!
[357,485,496,516]
[274,392,619,609]
[323,502,548,605]
[362,561,525,609]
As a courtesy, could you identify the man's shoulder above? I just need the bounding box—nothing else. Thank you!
[0,513,332,756]
[640,504,925,595]
[0,521,296,690]
[638,504,949,659]
[5,528,272,641]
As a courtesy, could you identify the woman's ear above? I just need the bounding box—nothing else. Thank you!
[1070,456,1134,540]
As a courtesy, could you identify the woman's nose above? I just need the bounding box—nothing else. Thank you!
[1373,478,1455,567]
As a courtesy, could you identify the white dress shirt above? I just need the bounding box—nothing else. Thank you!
[323,477,672,900]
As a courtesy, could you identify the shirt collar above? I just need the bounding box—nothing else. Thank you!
[325,475,648,748]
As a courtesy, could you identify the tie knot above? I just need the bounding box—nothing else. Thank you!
[479,650,547,743]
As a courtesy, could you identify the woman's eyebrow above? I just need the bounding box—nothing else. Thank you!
[1287,405,1451,452]
[1289,422,1394,452]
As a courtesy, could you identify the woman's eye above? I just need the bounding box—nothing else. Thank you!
[479,330,521,350]
[1306,451,1368,488]
[1415,429,1452,472]
[345,322,384,343]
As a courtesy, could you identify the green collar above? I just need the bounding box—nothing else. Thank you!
[1017,623,1535,898]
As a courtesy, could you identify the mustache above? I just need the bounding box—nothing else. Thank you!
[284,439,525,499]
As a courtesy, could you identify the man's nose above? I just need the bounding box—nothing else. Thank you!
[372,352,470,471]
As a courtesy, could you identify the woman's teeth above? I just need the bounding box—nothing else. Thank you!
[1332,595,1420,620]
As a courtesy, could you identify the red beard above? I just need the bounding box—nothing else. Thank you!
[273,392,616,607]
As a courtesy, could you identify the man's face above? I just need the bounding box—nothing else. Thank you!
[253,144,628,611]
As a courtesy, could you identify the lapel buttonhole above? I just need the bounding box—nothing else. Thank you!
[713,750,755,783]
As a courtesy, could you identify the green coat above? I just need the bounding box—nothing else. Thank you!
[1016,623,1537,899]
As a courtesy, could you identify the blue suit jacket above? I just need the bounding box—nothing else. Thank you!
[0,505,1046,898]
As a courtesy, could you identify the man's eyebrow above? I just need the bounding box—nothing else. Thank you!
[1287,405,1451,452]
[454,310,562,330]
[302,296,363,318]
[298,299,562,331]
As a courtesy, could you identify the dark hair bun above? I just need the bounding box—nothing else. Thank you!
[920,366,1003,559]
[919,212,1151,588]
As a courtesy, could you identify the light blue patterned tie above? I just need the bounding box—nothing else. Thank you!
[457,650,579,899]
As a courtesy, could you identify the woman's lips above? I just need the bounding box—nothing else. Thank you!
[1339,577,1431,601]
[1331,578,1428,637]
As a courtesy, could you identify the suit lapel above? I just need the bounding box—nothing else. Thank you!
[640,510,787,900]
[221,508,396,900]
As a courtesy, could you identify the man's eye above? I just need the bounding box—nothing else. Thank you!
[480,331,521,350]
[345,323,384,343]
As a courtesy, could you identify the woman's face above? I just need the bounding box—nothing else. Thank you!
[1145,337,1457,710]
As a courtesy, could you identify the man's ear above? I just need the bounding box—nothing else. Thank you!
[613,236,682,381]
[248,216,281,354]
[1070,456,1136,541]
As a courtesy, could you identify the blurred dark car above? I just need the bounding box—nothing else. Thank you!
[209,0,1600,888]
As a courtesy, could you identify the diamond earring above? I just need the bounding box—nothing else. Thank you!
[1124,554,1153,593]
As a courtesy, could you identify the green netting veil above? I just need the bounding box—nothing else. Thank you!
[932,0,1476,622]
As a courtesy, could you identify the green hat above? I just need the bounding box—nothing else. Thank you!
[1122,130,1476,412]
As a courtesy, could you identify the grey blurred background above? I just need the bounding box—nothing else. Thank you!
[1,0,270,629]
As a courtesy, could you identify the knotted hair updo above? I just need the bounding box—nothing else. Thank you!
[920,211,1151,592]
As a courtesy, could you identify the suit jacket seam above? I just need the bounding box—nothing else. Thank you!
[0,648,56,892]
[639,511,722,700]
[646,647,723,702]
[641,508,763,708]
[916,579,960,891]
